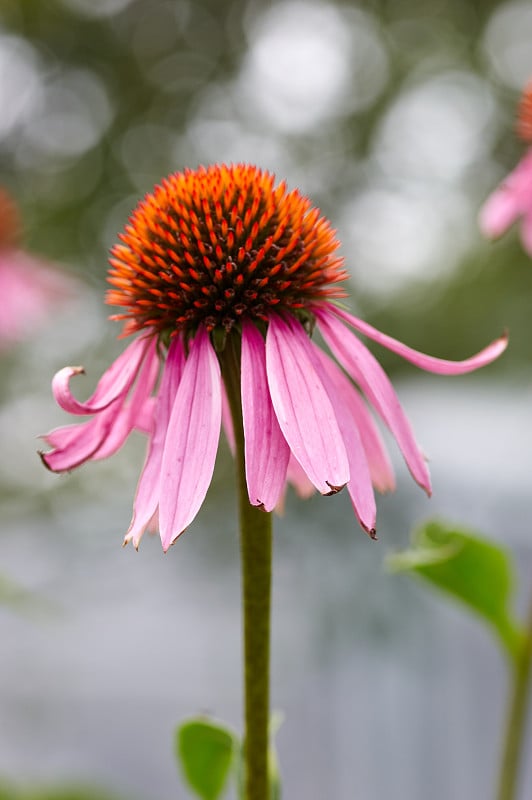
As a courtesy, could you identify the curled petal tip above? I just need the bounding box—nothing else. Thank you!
[367,528,378,541]
[38,450,53,472]
[324,481,347,496]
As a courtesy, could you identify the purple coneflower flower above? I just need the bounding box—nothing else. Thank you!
[480,82,532,255]
[0,189,74,351]
[40,164,506,550]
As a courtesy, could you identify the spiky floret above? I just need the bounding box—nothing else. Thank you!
[107,164,348,337]
[517,82,532,143]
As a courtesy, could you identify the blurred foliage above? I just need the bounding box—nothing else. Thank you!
[0,781,126,800]
[388,519,525,661]
[0,0,530,373]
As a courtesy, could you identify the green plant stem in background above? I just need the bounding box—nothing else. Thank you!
[222,334,272,800]
[497,588,532,800]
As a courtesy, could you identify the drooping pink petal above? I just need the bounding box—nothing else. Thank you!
[479,184,523,239]
[312,344,376,535]
[135,396,156,435]
[125,336,185,548]
[316,308,431,494]
[41,339,159,473]
[40,407,118,472]
[52,335,153,415]
[159,327,222,551]
[266,315,349,495]
[325,306,508,375]
[241,320,290,511]
[93,340,159,460]
[479,150,532,239]
[315,345,395,493]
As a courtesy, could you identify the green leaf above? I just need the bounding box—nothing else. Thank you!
[387,520,525,662]
[176,717,236,800]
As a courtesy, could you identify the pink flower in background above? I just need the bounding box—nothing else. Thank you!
[480,82,532,255]
[0,189,74,351]
[40,164,507,551]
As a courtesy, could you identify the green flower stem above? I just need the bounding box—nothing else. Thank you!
[497,589,532,800]
[221,333,272,800]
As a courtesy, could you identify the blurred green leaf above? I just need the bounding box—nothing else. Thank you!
[0,574,46,615]
[0,784,124,800]
[0,781,15,799]
[21,788,124,800]
[176,717,236,800]
[387,520,525,662]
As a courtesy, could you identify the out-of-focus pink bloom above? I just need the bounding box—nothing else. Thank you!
[0,189,74,351]
[40,165,507,551]
[480,82,532,255]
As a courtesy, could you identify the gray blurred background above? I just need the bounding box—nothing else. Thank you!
[1,0,532,798]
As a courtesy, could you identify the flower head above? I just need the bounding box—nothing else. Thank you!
[0,189,74,351]
[480,81,532,255]
[41,164,507,551]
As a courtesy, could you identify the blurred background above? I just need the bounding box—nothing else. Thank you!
[1,0,531,798]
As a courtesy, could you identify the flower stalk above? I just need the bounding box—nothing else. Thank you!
[222,333,272,800]
[496,588,532,800]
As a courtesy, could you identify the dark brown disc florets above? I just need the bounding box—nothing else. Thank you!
[107,164,348,337]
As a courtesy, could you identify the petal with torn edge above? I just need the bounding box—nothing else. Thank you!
[266,315,349,495]
[313,345,376,535]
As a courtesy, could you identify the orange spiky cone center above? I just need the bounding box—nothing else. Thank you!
[107,164,348,337]
[517,82,532,144]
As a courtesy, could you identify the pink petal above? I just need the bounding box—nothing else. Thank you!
[159,327,222,550]
[52,336,152,415]
[125,337,186,548]
[479,185,522,239]
[313,345,376,535]
[41,339,159,473]
[316,309,431,494]
[315,346,395,494]
[40,407,117,472]
[479,150,532,238]
[135,397,156,435]
[325,306,508,375]
[241,320,290,511]
[93,340,159,460]
[265,315,349,495]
